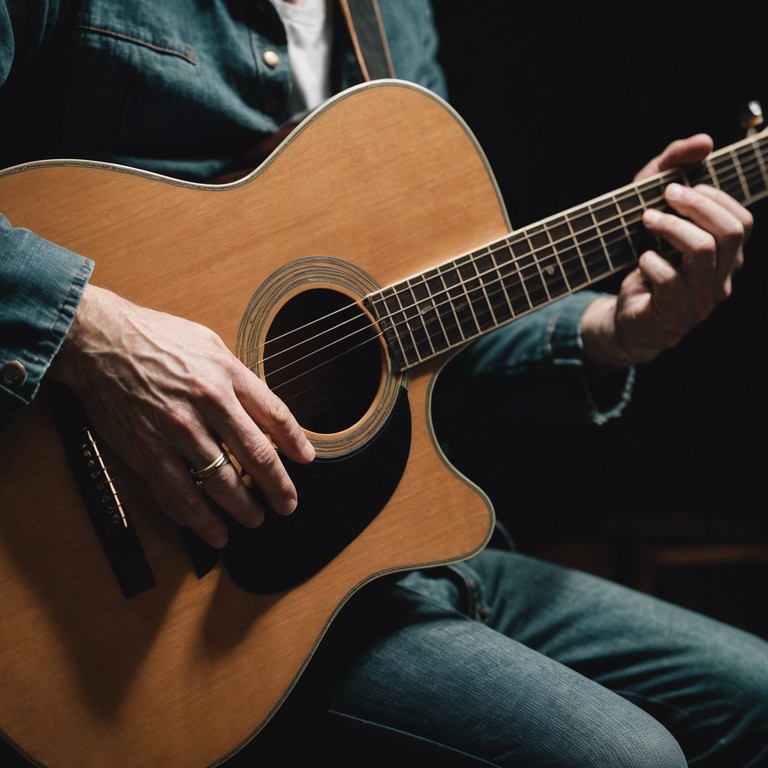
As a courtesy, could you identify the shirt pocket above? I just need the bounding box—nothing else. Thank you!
[58,0,198,158]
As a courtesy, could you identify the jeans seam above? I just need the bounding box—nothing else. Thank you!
[325,709,503,768]
[614,687,728,763]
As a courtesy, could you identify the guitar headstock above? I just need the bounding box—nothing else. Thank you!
[741,100,765,136]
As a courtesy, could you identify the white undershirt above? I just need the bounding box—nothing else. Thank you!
[271,0,333,121]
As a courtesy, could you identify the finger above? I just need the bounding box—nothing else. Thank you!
[633,251,695,349]
[187,442,266,529]
[636,250,681,298]
[232,367,314,463]
[642,205,717,291]
[664,183,748,290]
[693,184,754,240]
[212,396,303,516]
[691,185,752,283]
[143,451,231,548]
[634,134,713,181]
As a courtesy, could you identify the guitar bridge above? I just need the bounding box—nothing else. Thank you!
[49,383,155,598]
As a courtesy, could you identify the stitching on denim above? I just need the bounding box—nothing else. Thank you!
[77,25,197,64]
[326,709,502,768]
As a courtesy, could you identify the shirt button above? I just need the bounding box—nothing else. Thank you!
[1,360,27,388]
[262,49,281,68]
[262,98,279,114]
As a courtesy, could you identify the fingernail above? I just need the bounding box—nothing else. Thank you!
[246,506,265,527]
[302,438,316,461]
[281,497,298,516]
[666,182,683,199]
[644,209,661,224]
[212,534,228,549]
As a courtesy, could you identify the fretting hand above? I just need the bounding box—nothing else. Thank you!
[581,133,753,366]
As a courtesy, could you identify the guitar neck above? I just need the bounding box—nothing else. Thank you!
[367,129,768,371]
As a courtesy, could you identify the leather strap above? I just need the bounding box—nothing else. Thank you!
[338,0,396,80]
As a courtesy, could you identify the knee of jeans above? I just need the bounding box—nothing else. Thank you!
[590,714,686,768]
[716,642,768,741]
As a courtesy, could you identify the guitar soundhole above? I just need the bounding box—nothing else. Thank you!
[263,288,382,434]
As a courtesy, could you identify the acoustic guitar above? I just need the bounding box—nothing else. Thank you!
[1,80,766,767]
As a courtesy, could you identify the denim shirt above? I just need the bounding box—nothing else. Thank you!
[0,0,631,429]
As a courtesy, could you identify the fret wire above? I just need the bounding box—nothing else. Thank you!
[364,134,768,365]
[414,271,450,354]
[515,243,536,312]
[458,252,497,332]
[499,237,534,314]
[518,231,550,306]
[740,143,768,200]
[473,247,510,327]
[730,147,751,201]
[488,241,522,319]
[426,267,462,349]
[404,276,435,361]
[253,136,768,376]
[552,217,584,290]
[703,157,719,188]
[610,192,639,262]
[752,138,768,191]
[435,262,469,343]
[380,287,413,368]
[453,255,484,337]
[586,201,615,272]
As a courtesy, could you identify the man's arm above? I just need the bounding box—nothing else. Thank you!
[440,134,752,430]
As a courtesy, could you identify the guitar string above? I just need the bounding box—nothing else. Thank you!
[92,143,767,477]
[252,145,765,375]
[254,144,764,371]
[256,153,766,390]
[252,133,768,365]
[251,152,766,389]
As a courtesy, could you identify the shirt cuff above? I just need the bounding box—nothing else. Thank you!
[0,221,94,429]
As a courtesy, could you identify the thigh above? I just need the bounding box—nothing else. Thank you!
[238,559,686,768]
[470,549,768,767]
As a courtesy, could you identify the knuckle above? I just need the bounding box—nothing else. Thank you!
[266,396,293,429]
[721,220,745,251]
[691,231,716,257]
[163,401,196,439]
[174,488,205,519]
[189,375,226,408]
[716,281,733,303]
[242,434,277,467]
[208,463,241,490]
[743,209,755,237]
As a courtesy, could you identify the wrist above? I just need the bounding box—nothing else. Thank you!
[48,284,118,388]
[580,296,634,368]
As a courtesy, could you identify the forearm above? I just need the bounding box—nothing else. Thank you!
[453,291,634,427]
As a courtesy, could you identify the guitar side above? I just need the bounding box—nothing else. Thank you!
[0,81,506,767]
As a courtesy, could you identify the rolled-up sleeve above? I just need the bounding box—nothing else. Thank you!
[434,291,635,438]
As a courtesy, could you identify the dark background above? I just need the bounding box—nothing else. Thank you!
[431,1,768,637]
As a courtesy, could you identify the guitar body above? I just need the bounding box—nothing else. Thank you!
[0,82,507,767]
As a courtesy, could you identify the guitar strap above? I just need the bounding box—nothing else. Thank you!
[211,1,394,184]
[337,0,396,80]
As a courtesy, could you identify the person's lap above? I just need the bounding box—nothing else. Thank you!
[239,548,768,767]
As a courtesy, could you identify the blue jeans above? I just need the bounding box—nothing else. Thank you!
[238,548,768,767]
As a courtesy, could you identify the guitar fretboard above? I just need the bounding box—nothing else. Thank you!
[365,130,768,371]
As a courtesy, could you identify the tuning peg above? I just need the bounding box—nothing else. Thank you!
[740,100,764,135]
